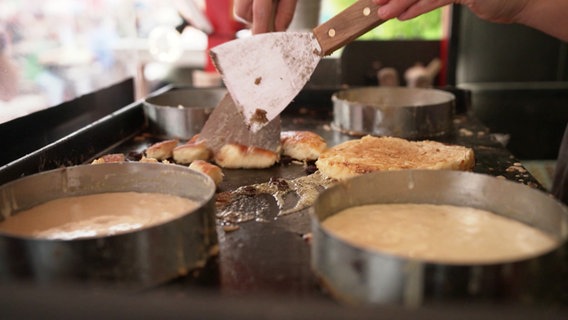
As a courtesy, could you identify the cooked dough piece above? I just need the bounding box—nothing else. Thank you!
[139,156,159,163]
[316,135,475,180]
[189,160,224,186]
[280,130,327,161]
[145,139,178,160]
[187,134,201,144]
[91,153,125,164]
[214,143,279,169]
[173,140,211,164]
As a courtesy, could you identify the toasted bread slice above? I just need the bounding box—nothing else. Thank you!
[316,136,475,180]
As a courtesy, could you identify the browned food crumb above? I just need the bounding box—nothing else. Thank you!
[527,182,539,189]
[254,77,262,85]
[506,165,527,173]
[139,156,159,163]
[459,128,474,137]
[223,225,240,232]
[250,108,268,124]
[91,153,126,164]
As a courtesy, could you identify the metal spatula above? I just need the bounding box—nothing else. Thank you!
[210,0,385,132]
[198,93,281,153]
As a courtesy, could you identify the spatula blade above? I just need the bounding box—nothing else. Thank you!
[199,93,281,153]
[210,32,321,132]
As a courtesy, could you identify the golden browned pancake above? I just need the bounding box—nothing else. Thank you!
[145,139,178,160]
[214,143,279,169]
[316,136,474,180]
[280,130,327,161]
[189,160,224,186]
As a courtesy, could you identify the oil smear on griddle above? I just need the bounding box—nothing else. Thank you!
[217,171,335,226]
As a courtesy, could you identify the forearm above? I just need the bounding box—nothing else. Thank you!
[517,0,568,41]
[374,0,568,42]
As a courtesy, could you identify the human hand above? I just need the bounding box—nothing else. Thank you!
[234,0,298,34]
[373,0,528,24]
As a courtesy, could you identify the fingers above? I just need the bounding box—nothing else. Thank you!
[397,0,454,20]
[373,0,390,6]
[234,0,253,25]
[251,0,274,34]
[375,0,420,20]
[273,0,298,32]
[236,0,298,34]
[374,0,453,21]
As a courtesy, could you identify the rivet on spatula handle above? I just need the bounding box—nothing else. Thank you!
[313,0,385,56]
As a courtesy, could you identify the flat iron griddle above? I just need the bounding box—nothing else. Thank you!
[0,85,560,305]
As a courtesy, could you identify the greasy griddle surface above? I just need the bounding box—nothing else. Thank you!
[0,87,545,301]
[213,115,542,298]
[95,107,543,299]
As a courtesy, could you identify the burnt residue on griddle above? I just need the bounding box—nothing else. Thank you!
[305,163,318,175]
[216,193,277,226]
[126,151,144,161]
[269,177,290,192]
[279,157,318,175]
[216,171,336,227]
[279,155,294,166]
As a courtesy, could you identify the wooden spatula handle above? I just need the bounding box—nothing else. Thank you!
[313,0,385,56]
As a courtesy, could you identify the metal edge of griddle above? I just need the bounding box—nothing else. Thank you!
[0,85,545,191]
[0,85,558,309]
[0,79,136,168]
[0,100,147,186]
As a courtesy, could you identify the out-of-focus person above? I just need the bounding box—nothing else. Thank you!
[0,27,19,102]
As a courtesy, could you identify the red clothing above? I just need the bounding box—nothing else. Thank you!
[204,0,244,72]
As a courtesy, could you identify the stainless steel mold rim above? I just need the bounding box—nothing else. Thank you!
[332,87,455,139]
[310,170,568,307]
[0,162,218,289]
[143,87,227,139]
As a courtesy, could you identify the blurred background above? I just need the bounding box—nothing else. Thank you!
[0,0,443,124]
